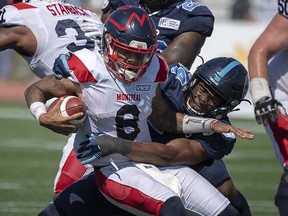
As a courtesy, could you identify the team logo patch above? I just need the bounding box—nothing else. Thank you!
[136,85,151,91]
[158,17,180,30]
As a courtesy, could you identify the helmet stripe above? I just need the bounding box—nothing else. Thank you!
[214,60,240,82]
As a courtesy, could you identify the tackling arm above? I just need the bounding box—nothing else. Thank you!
[127,138,208,166]
[77,134,208,166]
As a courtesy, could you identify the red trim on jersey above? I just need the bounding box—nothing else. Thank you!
[12,3,37,10]
[154,55,168,83]
[268,112,288,165]
[54,149,88,193]
[68,54,97,83]
[95,170,163,215]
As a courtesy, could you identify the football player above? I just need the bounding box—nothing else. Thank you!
[48,0,213,199]
[101,0,214,69]
[100,1,252,215]
[75,57,253,216]
[48,1,251,215]
[248,0,288,214]
[0,0,103,198]
[29,6,251,216]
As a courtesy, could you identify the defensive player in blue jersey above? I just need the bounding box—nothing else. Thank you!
[101,0,214,69]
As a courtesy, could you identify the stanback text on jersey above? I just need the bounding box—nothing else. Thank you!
[46,3,90,17]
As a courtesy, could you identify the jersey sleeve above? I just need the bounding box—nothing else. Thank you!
[159,63,191,112]
[0,4,36,26]
[53,49,100,83]
[179,3,214,37]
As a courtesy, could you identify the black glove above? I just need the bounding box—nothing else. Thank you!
[53,53,72,80]
[77,133,102,165]
[254,96,287,125]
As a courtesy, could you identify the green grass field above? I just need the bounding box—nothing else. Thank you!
[0,102,282,216]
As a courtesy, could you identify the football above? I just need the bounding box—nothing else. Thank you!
[47,95,87,124]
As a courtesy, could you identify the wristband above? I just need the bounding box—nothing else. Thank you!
[250,78,272,105]
[182,115,215,134]
[96,135,132,156]
[210,120,219,130]
[29,102,47,123]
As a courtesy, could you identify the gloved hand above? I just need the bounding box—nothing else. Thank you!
[53,53,72,80]
[81,18,104,39]
[77,133,102,165]
[254,96,287,125]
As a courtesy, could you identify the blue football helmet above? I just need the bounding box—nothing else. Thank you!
[102,5,157,82]
[184,57,250,118]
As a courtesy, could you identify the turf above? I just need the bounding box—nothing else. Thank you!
[0,102,282,216]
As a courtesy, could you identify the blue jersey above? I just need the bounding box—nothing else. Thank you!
[106,0,214,52]
[149,63,236,160]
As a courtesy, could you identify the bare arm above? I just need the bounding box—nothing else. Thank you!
[127,138,208,166]
[161,31,206,69]
[150,85,183,133]
[25,75,84,135]
[248,13,288,80]
[0,25,37,56]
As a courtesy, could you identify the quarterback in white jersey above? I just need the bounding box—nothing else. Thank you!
[27,6,239,216]
[0,0,102,196]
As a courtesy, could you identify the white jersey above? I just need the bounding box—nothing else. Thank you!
[65,48,168,166]
[0,2,102,78]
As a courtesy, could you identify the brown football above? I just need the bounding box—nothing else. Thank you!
[47,95,86,124]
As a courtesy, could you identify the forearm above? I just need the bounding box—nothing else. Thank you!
[95,135,206,166]
[127,141,177,166]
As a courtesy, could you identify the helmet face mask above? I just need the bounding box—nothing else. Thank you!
[186,80,226,117]
[102,6,157,82]
[184,57,249,118]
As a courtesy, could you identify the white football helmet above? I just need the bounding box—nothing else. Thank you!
[12,0,64,4]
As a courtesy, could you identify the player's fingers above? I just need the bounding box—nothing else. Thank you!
[66,112,85,121]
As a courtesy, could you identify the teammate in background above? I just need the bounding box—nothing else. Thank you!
[30,6,251,216]
[101,0,214,69]
[0,0,104,197]
[248,1,288,215]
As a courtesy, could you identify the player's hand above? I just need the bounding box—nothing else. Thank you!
[211,121,254,140]
[39,98,84,136]
[77,133,102,165]
[81,18,104,39]
[254,96,287,125]
[53,54,72,80]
